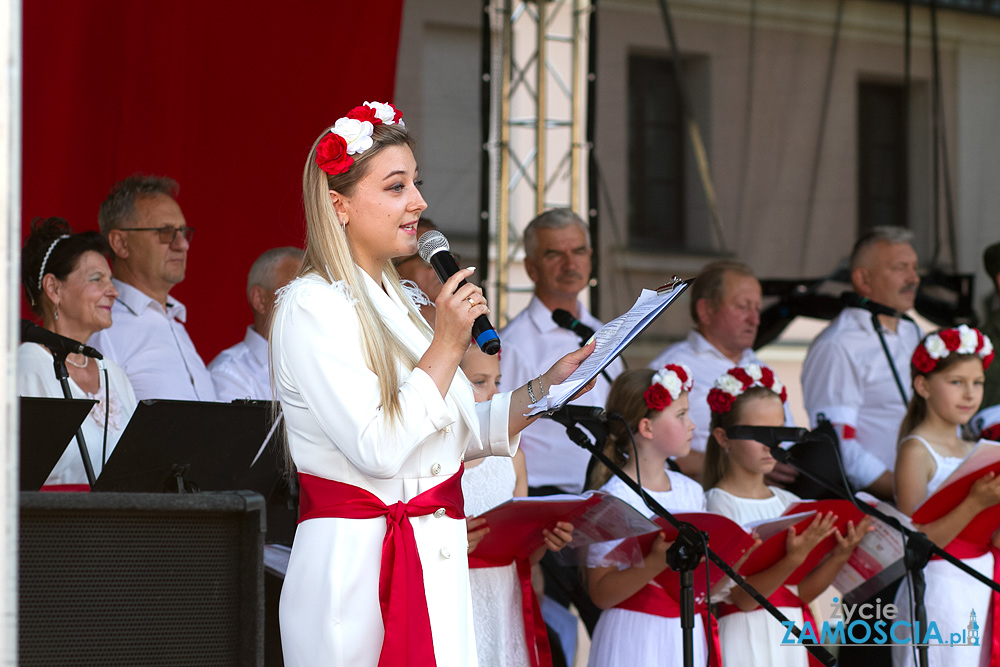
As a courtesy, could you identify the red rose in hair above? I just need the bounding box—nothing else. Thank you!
[760,366,775,387]
[316,132,353,176]
[388,102,404,124]
[984,350,995,370]
[644,384,671,411]
[346,105,379,124]
[938,328,961,351]
[729,367,753,389]
[912,345,936,374]
[779,386,788,403]
[707,388,736,414]
[668,364,688,385]
[982,423,1000,441]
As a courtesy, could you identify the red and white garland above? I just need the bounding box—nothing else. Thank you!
[316,101,405,176]
[911,324,994,374]
[643,363,694,411]
[707,363,787,415]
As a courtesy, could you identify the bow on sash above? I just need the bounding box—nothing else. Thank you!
[297,467,465,667]
[614,582,722,667]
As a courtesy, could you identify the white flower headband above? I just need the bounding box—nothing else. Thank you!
[707,363,787,414]
[643,363,694,411]
[315,101,405,176]
[912,324,994,374]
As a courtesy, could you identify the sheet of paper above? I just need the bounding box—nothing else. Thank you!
[527,281,691,416]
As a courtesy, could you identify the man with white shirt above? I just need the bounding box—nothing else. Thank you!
[499,208,623,496]
[801,227,921,499]
[499,207,622,636]
[209,247,303,401]
[89,174,217,401]
[648,260,783,482]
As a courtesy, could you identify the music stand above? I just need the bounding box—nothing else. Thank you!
[19,397,97,491]
[92,399,272,493]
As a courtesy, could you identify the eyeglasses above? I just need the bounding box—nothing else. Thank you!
[117,225,195,244]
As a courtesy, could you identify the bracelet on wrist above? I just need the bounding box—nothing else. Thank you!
[527,378,537,403]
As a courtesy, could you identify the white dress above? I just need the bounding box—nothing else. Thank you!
[17,342,137,485]
[587,470,709,667]
[272,272,519,667]
[463,456,529,667]
[705,486,807,667]
[892,436,994,667]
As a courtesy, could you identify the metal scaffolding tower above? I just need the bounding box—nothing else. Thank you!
[480,0,595,327]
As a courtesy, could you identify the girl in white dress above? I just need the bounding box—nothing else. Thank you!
[892,325,999,667]
[584,364,714,667]
[461,346,573,667]
[272,102,596,667]
[703,363,869,667]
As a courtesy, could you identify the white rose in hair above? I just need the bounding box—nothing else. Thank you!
[924,334,947,359]
[661,373,683,399]
[365,101,402,126]
[332,118,374,155]
[982,336,994,357]
[958,325,978,354]
[772,379,785,396]
[717,374,743,396]
[745,364,763,381]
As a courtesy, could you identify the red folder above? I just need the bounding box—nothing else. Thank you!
[912,440,1000,547]
[739,500,866,585]
[648,513,758,609]
[469,492,628,565]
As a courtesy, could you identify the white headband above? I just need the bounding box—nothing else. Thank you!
[37,235,70,294]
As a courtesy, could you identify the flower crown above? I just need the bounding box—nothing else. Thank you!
[912,325,994,374]
[707,363,787,414]
[643,363,694,411]
[315,101,405,176]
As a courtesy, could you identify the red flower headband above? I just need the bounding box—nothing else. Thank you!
[316,101,405,176]
[911,325,994,375]
[643,363,694,411]
[707,363,787,415]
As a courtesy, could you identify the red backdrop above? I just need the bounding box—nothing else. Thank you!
[22,1,405,361]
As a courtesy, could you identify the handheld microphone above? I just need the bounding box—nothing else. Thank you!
[840,292,913,322]
[20,319,104,360]
[417,231,500,355]
[552,308,596,344]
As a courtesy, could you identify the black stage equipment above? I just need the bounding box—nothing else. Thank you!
[19,491,265,667]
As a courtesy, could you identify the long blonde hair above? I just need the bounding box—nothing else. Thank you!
[281,122,433,424]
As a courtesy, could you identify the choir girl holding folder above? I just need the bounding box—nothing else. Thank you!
[704,363,870,667]
[892,326,999,667]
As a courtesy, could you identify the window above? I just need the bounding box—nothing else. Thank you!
[627,55,685,250]
[858,82,909,233]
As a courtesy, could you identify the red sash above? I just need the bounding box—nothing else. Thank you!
[934,540,999,666]
[614,583,722,667]
[40,484,90,492]
[468,556,553,667]
[716,585,822,667]
[297,467,466,667]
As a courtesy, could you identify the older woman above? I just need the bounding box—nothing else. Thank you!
[19,217,137,489]
[272,102,594,667]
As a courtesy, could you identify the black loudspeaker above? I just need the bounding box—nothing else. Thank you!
[19,491,266,667]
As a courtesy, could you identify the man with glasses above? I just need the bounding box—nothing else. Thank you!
[89,173,217,401]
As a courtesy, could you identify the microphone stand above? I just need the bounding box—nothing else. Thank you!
[869,312,909,408]
[50,349,97,487]
[552,413,837,667]
[760,428,1000,667]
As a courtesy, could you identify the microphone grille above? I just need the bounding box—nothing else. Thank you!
[417,230,449,262]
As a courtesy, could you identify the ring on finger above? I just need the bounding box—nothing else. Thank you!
[467,297,477,307]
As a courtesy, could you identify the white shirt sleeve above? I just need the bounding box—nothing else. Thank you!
[274,280,459,479]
